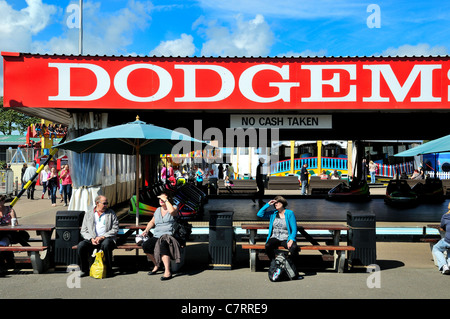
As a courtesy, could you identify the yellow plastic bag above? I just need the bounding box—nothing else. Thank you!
[90,250,106,279]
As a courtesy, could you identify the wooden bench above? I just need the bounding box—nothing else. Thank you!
[242,223,349,244]
[71,223,147,250]
[267,176,299,190]
[0,246,48,252]
[0,225,54,274]
[72,243,143,251]
[0,246,49,272]
[217,179,257,194]
[71,223,189,272]
[241,244,355,273]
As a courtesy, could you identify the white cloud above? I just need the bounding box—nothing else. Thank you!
[149,34,196,56]
[33,0,153,55]
[378,43,448,57]
[0,0,57,36]
[0,0,57,52]
[197,14,274,57]
[0,0,153,95]
[0,0,58,95]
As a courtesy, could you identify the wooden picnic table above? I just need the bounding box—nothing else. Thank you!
[0,224,55,274]
[240,223,353,272]
[116,223,146,246]
[241,223,349,246]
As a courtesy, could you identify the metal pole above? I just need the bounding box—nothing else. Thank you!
[135,145,140,226]
[79,0,83,55]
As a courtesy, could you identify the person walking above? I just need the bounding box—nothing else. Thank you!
[22,162,38,200]
[218,164,224,180]
[369,160,377,184]
[60,165,72,207]
[253,158,265,206]
[300,163,309,195]
[40,165,49,199]
[47,167,59,207]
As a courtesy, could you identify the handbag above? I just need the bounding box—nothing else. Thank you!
[90,250,106,279]
[172,215,192,244]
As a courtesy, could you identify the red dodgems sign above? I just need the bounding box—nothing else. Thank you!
[2,52,450,110]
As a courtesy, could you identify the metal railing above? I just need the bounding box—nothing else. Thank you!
[271,157,342,175]
[0,169,14,197]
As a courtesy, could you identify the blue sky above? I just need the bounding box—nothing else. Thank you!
[1,0,449,94]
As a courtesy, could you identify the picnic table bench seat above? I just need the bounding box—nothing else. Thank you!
[0,246,48,252]
[0,225,54,274]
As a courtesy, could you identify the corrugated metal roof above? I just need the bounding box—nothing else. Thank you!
[0,135,37,145]
[3,52,450,59]
[11,107,70,126]
[0,135,61,145]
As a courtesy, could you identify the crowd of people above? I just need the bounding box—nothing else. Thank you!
[160,162,236,187]
[34,123,67,139]
[21,163,72,207]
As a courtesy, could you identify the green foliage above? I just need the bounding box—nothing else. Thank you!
[0,96,40,135]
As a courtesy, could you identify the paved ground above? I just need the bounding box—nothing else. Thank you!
[1,185,448,305]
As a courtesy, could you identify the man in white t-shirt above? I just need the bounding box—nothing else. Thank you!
[77,195,119,277]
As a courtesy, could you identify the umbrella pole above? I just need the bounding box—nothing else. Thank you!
[136,145,140,226]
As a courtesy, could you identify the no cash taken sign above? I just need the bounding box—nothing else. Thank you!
[230,114,332,129]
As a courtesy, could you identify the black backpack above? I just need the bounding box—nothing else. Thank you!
[268,254,297,282]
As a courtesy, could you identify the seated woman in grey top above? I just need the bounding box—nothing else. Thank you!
[141,193,179,281]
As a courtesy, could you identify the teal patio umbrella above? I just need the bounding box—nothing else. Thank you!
[394,134,450,177]
[394,133,450,157]
[54,116,206,224]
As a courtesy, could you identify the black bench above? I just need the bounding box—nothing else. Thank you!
[308,176,343,195]
[217,179,257,194]
[267,176,299,190]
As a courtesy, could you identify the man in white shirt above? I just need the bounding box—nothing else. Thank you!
[77,195,119,277]
[22,162,38,199]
